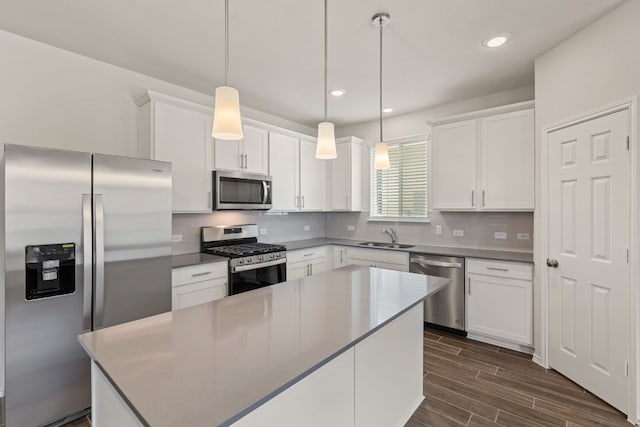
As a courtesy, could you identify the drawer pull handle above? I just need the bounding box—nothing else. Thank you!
[303,253,313,257]
[192,271,213,277]
[486,267,508,272]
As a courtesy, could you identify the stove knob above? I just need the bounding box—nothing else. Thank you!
[239,259,244,265]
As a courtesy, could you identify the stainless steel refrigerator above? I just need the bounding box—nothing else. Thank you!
[1,144,172,427]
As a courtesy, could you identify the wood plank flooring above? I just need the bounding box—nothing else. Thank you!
[406,328,630,427]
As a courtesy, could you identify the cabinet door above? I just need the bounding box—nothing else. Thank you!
[299,139,326,211]
[481,109,534,210]
[154,102,213,212]
[172,277,227,310]
[287,262,309,280]
[467,273,532,345]
[243,125,269,175]
[310,260,328,276]
[330,142,351,210]
[214,139,243,171]
[431,120,477,210]
[333,247,348,268]
[269,132,299,211]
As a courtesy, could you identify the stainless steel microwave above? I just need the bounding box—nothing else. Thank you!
[212,170,272,210]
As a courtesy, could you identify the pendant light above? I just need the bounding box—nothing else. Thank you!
[315,0,337,159]
[372,12,390,170]
[212,0,244,140]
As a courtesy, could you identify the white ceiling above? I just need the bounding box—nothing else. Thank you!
[0,0,625,126]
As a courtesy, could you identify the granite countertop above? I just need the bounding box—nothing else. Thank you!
[172,252,228,268]
[279,238,534,263]
[78,266,448,427]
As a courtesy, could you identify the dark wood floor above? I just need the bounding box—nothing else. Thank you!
[406,327,630,427]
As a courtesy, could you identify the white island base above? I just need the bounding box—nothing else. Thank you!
[91,305,424,427]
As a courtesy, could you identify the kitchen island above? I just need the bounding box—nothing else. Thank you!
[79,266,449,427]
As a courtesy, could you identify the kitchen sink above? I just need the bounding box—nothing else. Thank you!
[358,242,414,249]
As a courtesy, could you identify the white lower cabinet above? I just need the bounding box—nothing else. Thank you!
[346,247,409,272]
[332,246,349,269]
[286,246,329,280]
[466,258,533,349]
[171,261,228,310]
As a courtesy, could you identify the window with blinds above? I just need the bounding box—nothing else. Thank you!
[370,136,428,219]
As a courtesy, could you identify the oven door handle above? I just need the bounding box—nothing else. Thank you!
[231,258,286,273]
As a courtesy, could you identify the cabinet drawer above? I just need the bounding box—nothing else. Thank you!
[172,277,227,310]
[287,246,329,264]
[346,247,409,267]
[467,259,532,281]
[172,261,228,286]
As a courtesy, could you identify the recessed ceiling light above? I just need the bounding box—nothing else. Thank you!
[329,89,346,97]
[382,107,393,113]
[482,33,510,48]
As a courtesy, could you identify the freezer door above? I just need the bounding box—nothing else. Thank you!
[3,144,92,427]
[92,154,172,329]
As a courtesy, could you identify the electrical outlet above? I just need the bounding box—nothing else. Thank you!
[304,225,311,231]
[347,225,355,231]
[452,229,464,237]
[259,228,267,235]
[517,233,530,240]
[171,234,183,242]
[494,232,507,240]
[435,225,442,235]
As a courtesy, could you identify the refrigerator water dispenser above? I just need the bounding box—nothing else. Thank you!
[25,243,76,300]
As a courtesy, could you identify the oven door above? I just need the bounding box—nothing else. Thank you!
[213,170,272,210]
[230,260,286,295]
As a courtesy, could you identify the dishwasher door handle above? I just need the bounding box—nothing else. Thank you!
[410,259,462,269]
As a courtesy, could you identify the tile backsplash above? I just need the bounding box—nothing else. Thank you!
[172,210,533,255]
[325,211,534,252]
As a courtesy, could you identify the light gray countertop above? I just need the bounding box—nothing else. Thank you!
[171,252,228,268]
[78,266,448,427]
[280,238,534,263]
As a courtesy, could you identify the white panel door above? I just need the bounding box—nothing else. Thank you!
[154,102,213,212]
[299,139,326,211]
[330,142,351,210]
[548,109,630,413]
[242,125,269,175]
[431,120,477,210]
[214,138,242,171]
[481,109,534,210]
[269,132,299,211]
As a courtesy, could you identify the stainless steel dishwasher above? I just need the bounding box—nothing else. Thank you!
[409,253,465,333]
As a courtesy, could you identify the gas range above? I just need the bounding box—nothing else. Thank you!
[201,224,287,295]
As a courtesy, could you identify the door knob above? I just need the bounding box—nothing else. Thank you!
[546,259,559,268]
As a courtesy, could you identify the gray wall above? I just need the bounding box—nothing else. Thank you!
[533,0,640,363]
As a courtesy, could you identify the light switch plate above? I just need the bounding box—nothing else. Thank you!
[517,233,530,240]
[259,228,268,235]
[171,234,182,242]
[435,225,442,235]
[304,225,311,231]
[452,229,464,237]
[347,225,355,231]
[494,232,507,240]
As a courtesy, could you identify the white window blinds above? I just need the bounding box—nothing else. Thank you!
[370,135,428,219]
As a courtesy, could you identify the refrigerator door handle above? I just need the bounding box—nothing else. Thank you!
[82,194,92,331]
[94,194,105,328]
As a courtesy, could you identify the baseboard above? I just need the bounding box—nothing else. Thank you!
[466,332,534,355]
[395,394,424,427]
[532,353,549,369]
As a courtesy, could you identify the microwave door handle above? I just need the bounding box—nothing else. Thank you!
[262,181,268,204]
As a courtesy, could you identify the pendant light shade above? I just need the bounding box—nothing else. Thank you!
[315,0,337,159]
[373,12,391,170]
[374,141,390,170]
[213,86,243,140]
[212,0,244,141]
[316,121,337,159]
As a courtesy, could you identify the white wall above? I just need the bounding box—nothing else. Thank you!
[0,30,314,156]
[336,85,534,141]
[533,0,640,413]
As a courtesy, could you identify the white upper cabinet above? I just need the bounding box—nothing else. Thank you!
[329,137,363,211]
[269,132,299,211]
[430,102,535,212]
[299,138,326,211]
[431,120,477,210]
[136,91,214,213]
[214,123,268,175]
[481,110,534,210]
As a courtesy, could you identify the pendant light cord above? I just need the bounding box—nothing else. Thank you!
[225,0,229,86]
[378,16,383,143]
[323,0,328,122]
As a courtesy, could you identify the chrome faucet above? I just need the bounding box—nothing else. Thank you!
[382,228,398,244]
